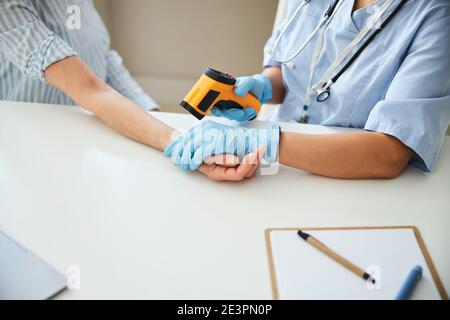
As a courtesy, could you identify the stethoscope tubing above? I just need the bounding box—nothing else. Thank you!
[268,0,407,103]
[331,0,408,85]
[267,0,341,65]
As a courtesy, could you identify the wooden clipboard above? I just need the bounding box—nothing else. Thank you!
[265,226,448,300]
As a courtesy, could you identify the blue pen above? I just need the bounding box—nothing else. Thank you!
[395,265,423,300]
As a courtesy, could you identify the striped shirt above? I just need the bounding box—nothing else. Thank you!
[0,0,158,110]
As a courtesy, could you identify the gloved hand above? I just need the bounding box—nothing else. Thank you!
[211,74,272,122]
[163,120,280,171]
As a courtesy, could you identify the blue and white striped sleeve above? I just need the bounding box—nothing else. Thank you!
[105,50,159,111]
[0,0,77,82]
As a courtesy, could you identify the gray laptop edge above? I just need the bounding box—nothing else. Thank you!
[0,230,67,300]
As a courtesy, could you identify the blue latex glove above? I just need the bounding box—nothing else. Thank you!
[211,74,272,122]
[163,120,280,171]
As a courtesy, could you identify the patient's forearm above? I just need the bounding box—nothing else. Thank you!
[77,87,173,151]
[279,131,414,179]
[45,56,174,151]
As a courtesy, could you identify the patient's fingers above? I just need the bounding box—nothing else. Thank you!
[235,151,259,178]
[199,148,266,182]
[199,162,248,182]
[209,152,257,181]
[245,146,265,178]
[204,154,240,167]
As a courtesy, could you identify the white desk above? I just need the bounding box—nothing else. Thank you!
[0,101,449,299]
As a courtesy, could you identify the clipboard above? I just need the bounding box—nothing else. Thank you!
[265,226,448,300]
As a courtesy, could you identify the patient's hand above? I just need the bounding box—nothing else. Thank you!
[198,147,265,182]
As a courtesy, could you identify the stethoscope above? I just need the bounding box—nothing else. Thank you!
[265,0,407,123]
[266,0,343,67]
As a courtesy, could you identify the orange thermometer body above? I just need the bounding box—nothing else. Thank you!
[180,68,261,120]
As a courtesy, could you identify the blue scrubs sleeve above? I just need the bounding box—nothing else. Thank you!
[263,28,282,68]
[365,16,450,172]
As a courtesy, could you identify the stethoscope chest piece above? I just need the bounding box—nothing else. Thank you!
[313,81,332,102]
[316,89,330,102]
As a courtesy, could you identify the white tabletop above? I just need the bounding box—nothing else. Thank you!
[0,101,449,299]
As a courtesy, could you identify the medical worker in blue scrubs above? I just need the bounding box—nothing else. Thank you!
[166,0,450,179]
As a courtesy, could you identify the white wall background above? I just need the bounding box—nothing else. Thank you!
[94,0,279,112]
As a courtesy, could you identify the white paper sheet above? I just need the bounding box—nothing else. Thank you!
[269,229,441,300]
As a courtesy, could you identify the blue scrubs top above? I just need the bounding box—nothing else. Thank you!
[263,0,450,172]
